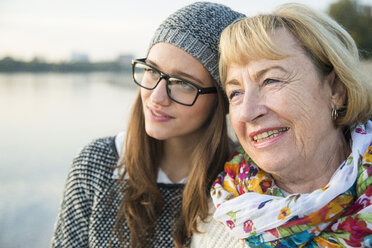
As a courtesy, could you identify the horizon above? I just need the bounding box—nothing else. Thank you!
[1,0,371,62]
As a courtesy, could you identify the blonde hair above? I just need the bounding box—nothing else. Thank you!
[219,3,372,126]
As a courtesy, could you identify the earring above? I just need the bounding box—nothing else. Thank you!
[331,108,339,121]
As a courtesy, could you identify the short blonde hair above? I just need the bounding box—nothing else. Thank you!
[219,3,372,126]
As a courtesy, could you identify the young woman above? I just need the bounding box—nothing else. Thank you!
[51,2,244,248]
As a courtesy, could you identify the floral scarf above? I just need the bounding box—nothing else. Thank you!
[211,121,372,248]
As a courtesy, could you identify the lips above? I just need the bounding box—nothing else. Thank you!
[251,127,289,143]
[148,106,174,121]
[152,109,169,117]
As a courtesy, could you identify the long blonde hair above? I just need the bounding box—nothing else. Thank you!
[219,3,372,126]
[114,83,229,247]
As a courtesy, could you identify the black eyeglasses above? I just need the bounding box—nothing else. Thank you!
[131,58,217,106]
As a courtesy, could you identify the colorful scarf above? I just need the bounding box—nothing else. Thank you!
[211,121,372,248]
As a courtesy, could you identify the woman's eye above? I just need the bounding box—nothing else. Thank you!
[170,79,190,87]
[144,67,156,74]
[168,79,195,93]
[263,78,280,85]
[175,80,188,87]
[228,90,241,101]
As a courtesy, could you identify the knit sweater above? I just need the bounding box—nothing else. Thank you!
[190,203,246,248]
[51,137,184,248]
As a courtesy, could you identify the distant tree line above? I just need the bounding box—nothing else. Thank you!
[0,0,370,73]
[0,57,132,73]
[328,0,372,59]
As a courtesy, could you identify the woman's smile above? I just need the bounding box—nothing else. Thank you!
[250,127,289,142]
[250,127,290,148]
[147,106,174,122]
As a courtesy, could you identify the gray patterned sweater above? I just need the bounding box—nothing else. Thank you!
[51,137,184,248]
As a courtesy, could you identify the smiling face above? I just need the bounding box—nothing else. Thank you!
[225,28,345,182]
[141,42,216,142]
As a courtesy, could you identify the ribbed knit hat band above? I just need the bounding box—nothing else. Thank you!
[148,1,245,88]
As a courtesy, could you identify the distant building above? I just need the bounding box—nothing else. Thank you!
[117,54,133,67]
[70,52,90,63]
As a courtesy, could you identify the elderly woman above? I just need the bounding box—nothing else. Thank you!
[211,3,372,248]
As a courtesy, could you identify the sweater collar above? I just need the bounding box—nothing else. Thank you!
[113,131,187,184]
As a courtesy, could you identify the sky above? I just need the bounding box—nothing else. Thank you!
[1,0,371,62]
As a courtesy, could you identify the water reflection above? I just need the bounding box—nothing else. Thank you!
[0,72,137,248]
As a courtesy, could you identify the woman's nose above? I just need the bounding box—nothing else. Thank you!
[237,88,267,123]
[150,79,171,106]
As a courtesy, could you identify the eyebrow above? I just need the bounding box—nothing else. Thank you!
[174,70,206,85]
[146,58,206,86]
[225,65,289,87]
[254,66,289,82]
[225,78,241,88]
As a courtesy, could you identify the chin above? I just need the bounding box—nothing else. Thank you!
[257,155,290,173]
[145,129,168,141]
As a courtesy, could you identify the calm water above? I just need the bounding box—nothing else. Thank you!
[0,72,137,248]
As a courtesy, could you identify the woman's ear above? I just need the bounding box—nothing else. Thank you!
[327,70,347,109]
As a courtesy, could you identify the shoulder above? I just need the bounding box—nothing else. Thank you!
[76,136,118,162]
[68,136,119,193]
[74,136,118,167]
[190,200,246,248]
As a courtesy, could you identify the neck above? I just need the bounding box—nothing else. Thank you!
[159,137,196,183]
[273,130,350,194]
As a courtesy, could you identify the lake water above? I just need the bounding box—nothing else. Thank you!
[0,64,371,248]
[0,72,137,248]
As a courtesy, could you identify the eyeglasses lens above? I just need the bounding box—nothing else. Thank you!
[134,62,198,105]
[167,78,197,105]
[133,63,159,89]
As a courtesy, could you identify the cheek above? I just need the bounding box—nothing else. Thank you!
[299,85,329,120]
[139,90,147,114]
[275,84,331,151]
[189,96,217,127]
[230,113,240,132]
[228,106,239,128]
[229,110,247,142]
[275,85,315,128]
[140,88,149,101]
[200,94,216,110]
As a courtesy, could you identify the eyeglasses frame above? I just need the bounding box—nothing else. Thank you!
[131,58,217,106]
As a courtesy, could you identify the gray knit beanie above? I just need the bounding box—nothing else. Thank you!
[148,1,244,88]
